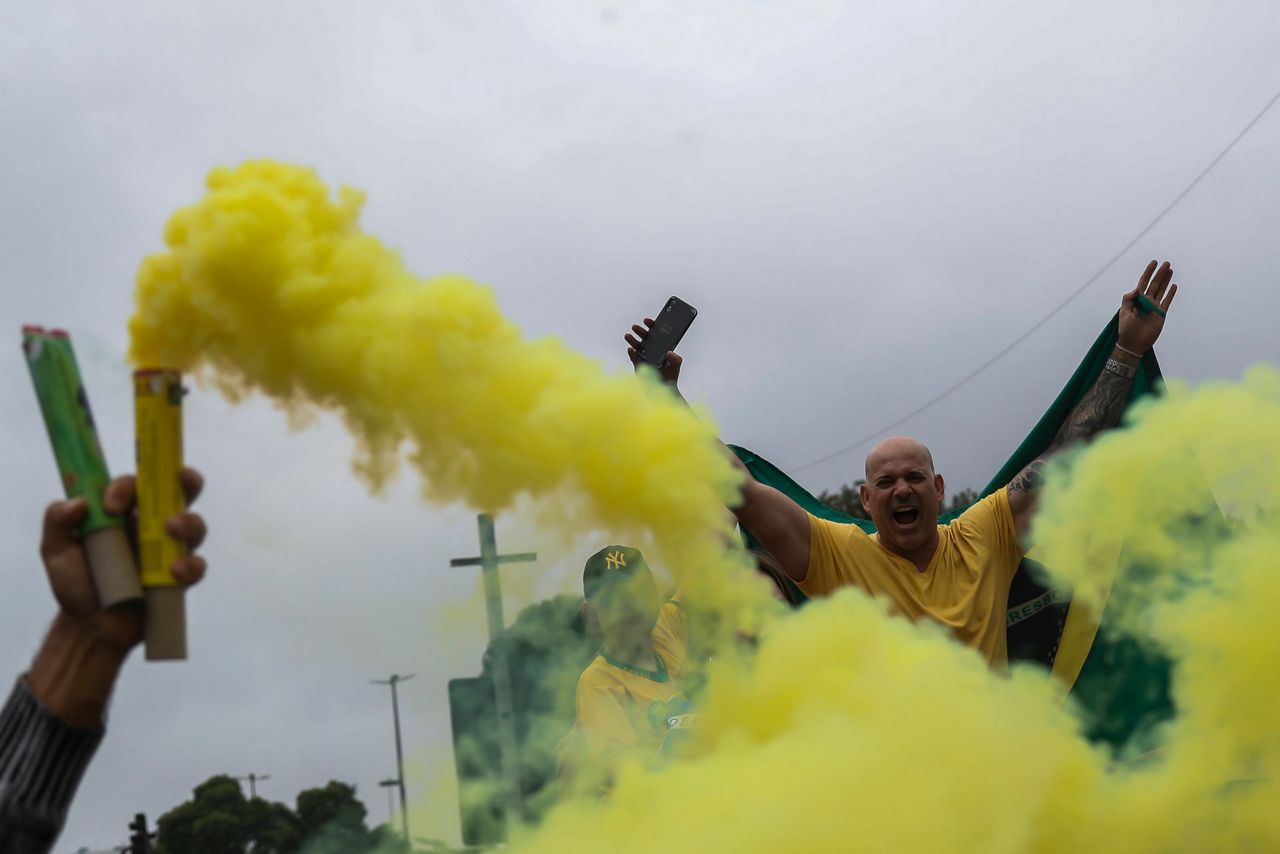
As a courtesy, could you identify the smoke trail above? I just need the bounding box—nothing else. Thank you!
[132,161,1278,851]
[129,160,744,585]
[515,371,1280,852]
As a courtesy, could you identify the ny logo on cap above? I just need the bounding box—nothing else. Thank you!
[605,550,628,570]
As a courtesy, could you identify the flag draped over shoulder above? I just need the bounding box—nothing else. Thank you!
[730,312,1174,748]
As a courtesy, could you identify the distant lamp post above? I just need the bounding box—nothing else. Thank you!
[378,778,399,825]
[234,772,271,799]
[372,673,414,844]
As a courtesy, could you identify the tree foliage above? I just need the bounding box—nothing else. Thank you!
[818,479,978,520]
[450,593,597,844]
[155,776,398,854]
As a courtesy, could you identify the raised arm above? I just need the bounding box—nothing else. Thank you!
[1,470,207,854]
[1007,260,1179,544]
[625,319,813,582]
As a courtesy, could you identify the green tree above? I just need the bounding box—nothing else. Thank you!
[817,480,979,520]
[450,593,597,843]
[156,775,386,854]
[817,480,871,519]
[243,797,300,853]
[945,487,978,513]
[156,775,293,854]
[295,781,373,853]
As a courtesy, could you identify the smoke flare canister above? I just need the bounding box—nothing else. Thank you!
[134,369,188,660]
[23,326,142,607]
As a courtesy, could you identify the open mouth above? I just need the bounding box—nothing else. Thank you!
[891,507,920,526]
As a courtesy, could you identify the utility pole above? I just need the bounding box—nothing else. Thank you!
[234,772,271,799]
[450,513,535,832]
[372,673,414,845]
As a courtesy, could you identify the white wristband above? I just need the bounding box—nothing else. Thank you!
[1115,344,1143,360]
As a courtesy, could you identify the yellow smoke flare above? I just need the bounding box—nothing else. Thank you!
[129,160,743,578]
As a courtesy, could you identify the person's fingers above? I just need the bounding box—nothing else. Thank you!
[666,352,683,368]
[626,347,640,365]
[180,467,204,505]
[170,554,207,587]
[643,317,654,328]
[102,475,138,516]
[1137,260,1157,294]
[165,512,207,551]
[40,498,88,561]
[624,332,642,348]
[1151,262,1173,301]
[1161,283,1178,312]
[631,323,649,339]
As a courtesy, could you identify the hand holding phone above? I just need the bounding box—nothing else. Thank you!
[629,296,697,370]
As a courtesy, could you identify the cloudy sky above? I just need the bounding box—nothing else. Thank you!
[3,1,1278,848]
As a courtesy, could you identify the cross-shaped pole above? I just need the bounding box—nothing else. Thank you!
[234,772,270,799]
[450,513,536,834]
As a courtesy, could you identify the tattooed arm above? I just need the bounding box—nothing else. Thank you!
[1007,260,1179,545]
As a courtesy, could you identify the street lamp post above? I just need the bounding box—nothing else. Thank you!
[378,778,399,826]
[234,772,271,799]
[372,673,414,844]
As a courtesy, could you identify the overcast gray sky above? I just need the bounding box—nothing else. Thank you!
[3,1,1278,848]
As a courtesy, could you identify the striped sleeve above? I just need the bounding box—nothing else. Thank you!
[0,676,103,854]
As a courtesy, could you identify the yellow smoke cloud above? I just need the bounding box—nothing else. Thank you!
[129,160,743,584]
[132,160,1278,851]
[517,368,1280,852]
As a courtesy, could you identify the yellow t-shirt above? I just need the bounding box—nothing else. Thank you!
[801,488,1022,668]
[574,601,688,759]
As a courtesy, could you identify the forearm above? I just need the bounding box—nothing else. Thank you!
[662,381,809,576]
[26,613,130,730]
[665,384,755,507]
[1008,344,1142,530]
[1048,344,1142,452]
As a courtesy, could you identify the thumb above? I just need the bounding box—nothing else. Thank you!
[666,352,683,369]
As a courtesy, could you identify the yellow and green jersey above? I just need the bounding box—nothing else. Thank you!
[574,601,688,760]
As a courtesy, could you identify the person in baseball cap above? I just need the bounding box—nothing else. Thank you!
[571,545,689,779]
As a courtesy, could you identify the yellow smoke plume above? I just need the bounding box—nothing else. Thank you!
[518,368,1280,852]
[129,160,743,584]
[132,160,1279,851]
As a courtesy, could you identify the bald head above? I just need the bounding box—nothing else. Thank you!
[865,436,935,481]
[860,435,944,562]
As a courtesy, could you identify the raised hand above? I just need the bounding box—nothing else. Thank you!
[624,317,683,387]
[1119,260,1178,355]
[40,468,207,652]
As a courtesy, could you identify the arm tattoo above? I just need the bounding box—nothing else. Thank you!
[1008,458,1046,494]
[1008,358,1136,498]
[1051,365,1135,450]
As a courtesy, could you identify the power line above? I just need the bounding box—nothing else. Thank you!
[791,81,1280,475]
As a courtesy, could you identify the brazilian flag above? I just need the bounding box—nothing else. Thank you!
[731,312,1174,749]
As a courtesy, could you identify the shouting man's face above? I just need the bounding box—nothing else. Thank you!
[860,436,944,562]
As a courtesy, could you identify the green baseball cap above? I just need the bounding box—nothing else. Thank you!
[583,545,651,601]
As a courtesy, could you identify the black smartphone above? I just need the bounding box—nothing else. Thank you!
[636,296,697,367]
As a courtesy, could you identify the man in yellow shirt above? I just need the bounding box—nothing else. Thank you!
[625,260,1180,669]
[572,545,688,764]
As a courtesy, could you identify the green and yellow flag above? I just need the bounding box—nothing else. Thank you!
[731,311,1173,748]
